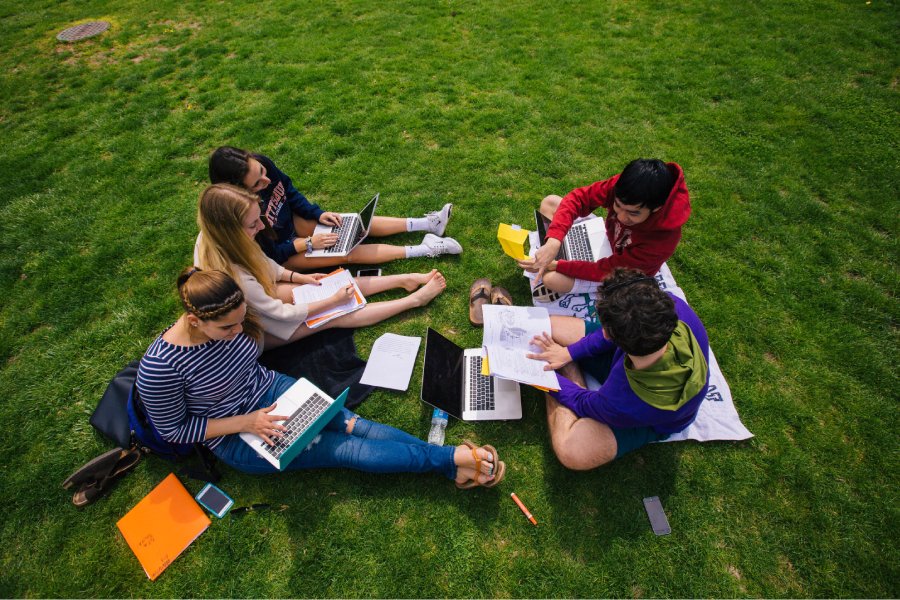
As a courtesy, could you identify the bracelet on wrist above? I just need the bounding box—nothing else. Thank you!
[289,272,294,283]
[306,236,314,253]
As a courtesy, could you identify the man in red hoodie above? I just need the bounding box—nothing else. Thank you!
[519,159,691,295]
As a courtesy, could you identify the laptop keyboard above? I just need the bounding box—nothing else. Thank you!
[566,224,594,262]
[467,356,495,412]
[263,393,330,459]
[324,217,361,254]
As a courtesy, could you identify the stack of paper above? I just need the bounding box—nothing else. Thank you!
[292,269,367,329]
[481,304,559,390]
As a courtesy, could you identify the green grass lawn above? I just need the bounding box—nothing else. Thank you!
[1,0,897,596]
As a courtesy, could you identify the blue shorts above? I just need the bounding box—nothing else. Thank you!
[577,319,670,458]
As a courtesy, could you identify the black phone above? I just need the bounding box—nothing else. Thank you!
[356,268,381,277]
[643,496,671,536]
[196,483,234,518]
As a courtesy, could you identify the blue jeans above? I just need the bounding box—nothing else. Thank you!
[213,374,457,479]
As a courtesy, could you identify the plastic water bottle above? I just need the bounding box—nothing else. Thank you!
[427,408,449,446]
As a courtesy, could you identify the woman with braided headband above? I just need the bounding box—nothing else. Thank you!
[135,267,505,485]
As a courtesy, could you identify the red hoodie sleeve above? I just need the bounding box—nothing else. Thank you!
[545,176,618,242]
[555,227,681,280]
[554,162,689,281]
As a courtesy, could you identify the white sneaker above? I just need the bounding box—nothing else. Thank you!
[425,203,453,236]
[422,233,462,257]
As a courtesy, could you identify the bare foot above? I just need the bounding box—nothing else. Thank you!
[453,444,495,486]
[455,466,494,486]
[410,271,446,306]
[401,269,438,292]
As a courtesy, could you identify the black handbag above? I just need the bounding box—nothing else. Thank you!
[89,359,220,482]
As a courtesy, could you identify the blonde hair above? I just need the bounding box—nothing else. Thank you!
[195,183,277,298]
[177,267,263,341]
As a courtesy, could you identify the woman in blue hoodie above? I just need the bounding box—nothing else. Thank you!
[209,146,462,270]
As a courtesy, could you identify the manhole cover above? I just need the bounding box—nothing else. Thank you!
[56,21,110,42]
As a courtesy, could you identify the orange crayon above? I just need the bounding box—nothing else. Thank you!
[510,492,538,526]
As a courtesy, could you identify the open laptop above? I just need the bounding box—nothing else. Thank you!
[533,210,612,262]
[421,328,522,421]
[307,193,379,257]
[240,378,348,471]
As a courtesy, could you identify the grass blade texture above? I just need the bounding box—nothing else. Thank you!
[0,0,897,597]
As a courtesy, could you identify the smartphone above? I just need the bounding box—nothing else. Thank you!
[195,483,234,518]
[356,268,382,277]
[643,496,671,536]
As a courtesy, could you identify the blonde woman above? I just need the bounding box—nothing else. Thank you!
[194,184,446,349]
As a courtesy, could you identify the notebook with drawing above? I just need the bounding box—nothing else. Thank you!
[240,378,348,470]
[421,328,522,421]
[533,210,611,263]
[307,193,379,257]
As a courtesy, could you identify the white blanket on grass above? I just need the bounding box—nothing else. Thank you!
[530,257,753,443]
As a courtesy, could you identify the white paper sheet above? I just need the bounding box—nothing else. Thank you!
[481,304,559,389]
[359,333,422,391]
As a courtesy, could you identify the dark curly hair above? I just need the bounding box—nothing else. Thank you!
[595,268,677,356]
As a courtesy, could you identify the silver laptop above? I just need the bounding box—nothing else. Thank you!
[307,193,379,257]
[421,328,522,421]
[240,378,347,471]
[533,210,611,262]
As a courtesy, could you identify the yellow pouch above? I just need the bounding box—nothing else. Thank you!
[497,223,529,260]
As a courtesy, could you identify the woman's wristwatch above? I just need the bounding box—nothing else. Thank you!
[305,236,314,253]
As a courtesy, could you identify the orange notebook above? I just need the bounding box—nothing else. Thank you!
[116,473,211,580]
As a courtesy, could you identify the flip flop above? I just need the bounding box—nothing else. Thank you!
[490,287,513,306]
[482,460,506,488]
[70,447,144,507]
[469,278,492,327]
[73,481,107,508]
[455,440,497,489]
[62,447,124,490]
[477,443,505,488]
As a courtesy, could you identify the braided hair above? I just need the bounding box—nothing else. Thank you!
[177,267,262,340]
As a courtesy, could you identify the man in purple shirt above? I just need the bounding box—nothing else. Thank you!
[528,268,710,469]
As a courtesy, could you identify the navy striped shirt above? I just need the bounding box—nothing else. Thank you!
[136,328,276,450]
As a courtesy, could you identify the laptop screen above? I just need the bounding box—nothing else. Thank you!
[534,210,551,244]
[359,193,379,234]
[421,328,464,419]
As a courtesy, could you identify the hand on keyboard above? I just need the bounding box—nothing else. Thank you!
[312,232,339,249]
[244,403,290,446]
[318,212,343,227]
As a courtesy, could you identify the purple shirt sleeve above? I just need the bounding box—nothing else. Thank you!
[566,327,615,362]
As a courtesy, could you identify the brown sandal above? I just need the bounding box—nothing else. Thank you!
[477,443,505,488]
[490,287,513,306]
[455,440,497,489]
[469,278,492,327]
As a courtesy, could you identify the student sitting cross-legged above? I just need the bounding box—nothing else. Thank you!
[135,267,505,484]
[194,183,447,350]
[518,158,691,296]
[527,268,710,469]
[209,146,462,270]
